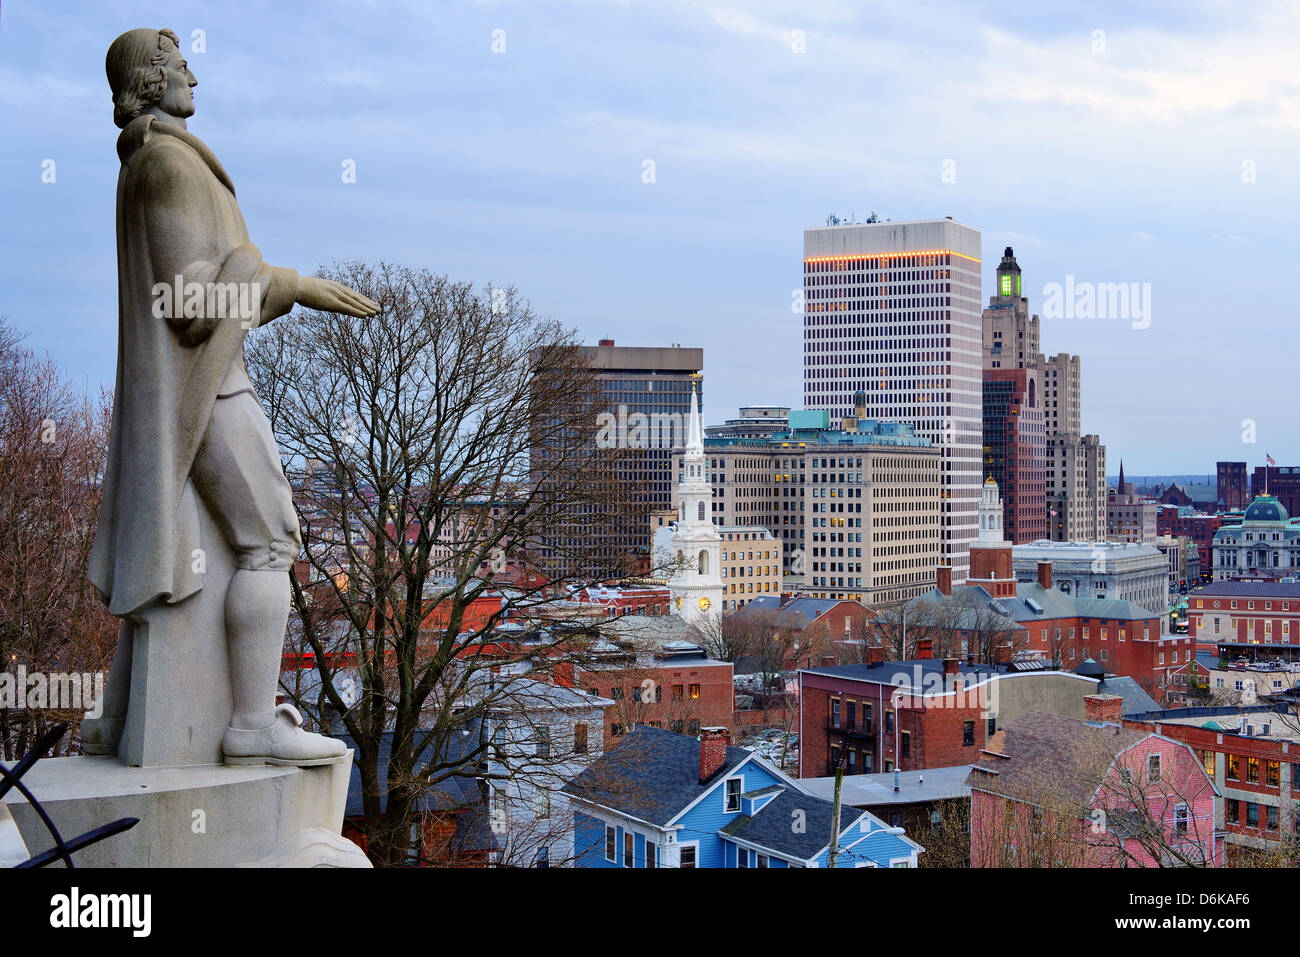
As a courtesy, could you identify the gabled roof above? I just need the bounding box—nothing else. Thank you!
[908,586,1022,632]
[964,711,1147,808]
[720,787,868,861]
[562,725,753,827]
[1096,675,1160,716]
[914,581,1160,624]
[742,595,853,628]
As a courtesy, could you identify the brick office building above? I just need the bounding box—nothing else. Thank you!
[982,368,1047,544]
[1156,505,1220,582]
[797,649,1130,778]
[903,484,1192,698]
[1251,465,1300,518]
[1189,581,1300,658]
[1218,461,1249,511]
[576,619,735,746]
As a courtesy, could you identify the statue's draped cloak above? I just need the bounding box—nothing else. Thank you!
[88,115,298,617]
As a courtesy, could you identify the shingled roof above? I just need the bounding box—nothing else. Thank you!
[719,787,867,860]
[562,725,753,827]
[965,710,1147,809]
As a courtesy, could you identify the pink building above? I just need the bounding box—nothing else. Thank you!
[966,697,1223,867]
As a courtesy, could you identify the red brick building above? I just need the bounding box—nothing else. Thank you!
[735,595,871,666]
[1188,581,1300,659]
[799,651,1000,777]
[1251,465,1300,518]
[577,640,734,746]
[1156,505,1220,582]
[569,582,672,618]
[1218,461,1249,511]
[921,560,1192,701]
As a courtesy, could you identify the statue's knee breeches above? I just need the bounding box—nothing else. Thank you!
[191,391,301,571]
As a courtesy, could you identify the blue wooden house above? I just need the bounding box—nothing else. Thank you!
[564,726,922,868]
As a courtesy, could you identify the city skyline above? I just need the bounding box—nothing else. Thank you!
[1,1,1298,473]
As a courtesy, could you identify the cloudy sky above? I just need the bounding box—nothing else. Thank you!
[1,0,1297,475]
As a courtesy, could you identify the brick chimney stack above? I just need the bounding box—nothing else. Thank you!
[598,338,615,347]
[699,727,730,783]
[1084,694,1123,725]
[866,644,885,667]
[916,638,933,660]
[942,658,959,676]
[1036,560,1053,590]
[936,565,952,596]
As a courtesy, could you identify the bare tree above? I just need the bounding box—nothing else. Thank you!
[247,262,640,866]
[914,798,971,868]
[863,597,939,662]
[0,317,118,760]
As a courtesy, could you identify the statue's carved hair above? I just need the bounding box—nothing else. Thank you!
[106,28,181,129]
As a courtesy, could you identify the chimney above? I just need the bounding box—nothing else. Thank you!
[866,644,884,667]
[1036,560,1053,590]
[943,657,959,676]
[1084,694,1123,725]
[699,727,730,783]
[916,638,933,660]
[936,565,952,596]
[598,338,615,347]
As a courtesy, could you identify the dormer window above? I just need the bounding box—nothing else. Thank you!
[724,777,742,812]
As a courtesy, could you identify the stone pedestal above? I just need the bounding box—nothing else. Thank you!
[2,753,370,867]
[121,484,235,767]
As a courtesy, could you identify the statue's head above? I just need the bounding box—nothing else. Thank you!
[106,28,196,129]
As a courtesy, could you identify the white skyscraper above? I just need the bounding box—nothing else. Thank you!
[667,385,722,623]
[803,217,983,581]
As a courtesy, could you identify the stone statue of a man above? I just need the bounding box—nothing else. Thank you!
[85,27,378,765]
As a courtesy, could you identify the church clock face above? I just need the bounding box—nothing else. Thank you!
[698,597,711,611]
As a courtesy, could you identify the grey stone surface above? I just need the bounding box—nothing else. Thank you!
[0,803,29,867]
[3,754,369,867]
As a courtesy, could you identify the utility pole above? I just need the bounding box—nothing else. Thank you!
[828,765,843,868]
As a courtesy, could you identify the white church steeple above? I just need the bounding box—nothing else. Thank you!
[978,476,1005,544]
[668,381,722,623]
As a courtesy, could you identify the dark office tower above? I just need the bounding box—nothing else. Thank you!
[532,340,703,577]
[982,368,1047,543]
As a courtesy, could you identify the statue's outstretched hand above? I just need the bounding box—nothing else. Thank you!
[296,276,380,317]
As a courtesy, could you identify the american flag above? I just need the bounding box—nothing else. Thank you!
[1267,454,1277,466]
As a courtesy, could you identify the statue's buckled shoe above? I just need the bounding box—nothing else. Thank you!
[223,703,348,767]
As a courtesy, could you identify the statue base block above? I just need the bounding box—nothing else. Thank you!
[2,753,370,867]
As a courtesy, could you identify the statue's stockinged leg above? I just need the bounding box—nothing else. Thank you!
[221,568,345,767]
